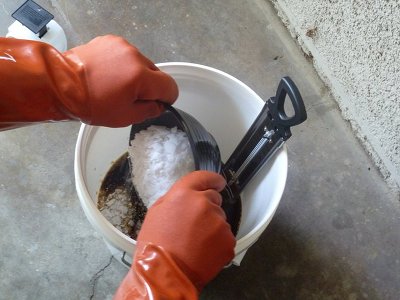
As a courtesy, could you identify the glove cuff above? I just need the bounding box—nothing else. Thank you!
[114,243,198,299]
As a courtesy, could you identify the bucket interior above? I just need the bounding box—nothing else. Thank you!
[75,63,288,257]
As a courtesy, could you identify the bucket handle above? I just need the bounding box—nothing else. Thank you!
[121,251,132,268]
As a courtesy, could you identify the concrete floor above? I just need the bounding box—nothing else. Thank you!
[0,0,399,299]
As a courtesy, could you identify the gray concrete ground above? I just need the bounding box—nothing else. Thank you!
[0,1,399,299]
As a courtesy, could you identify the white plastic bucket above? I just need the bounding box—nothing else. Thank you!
[6,20,68,52]
[74,62,288,267]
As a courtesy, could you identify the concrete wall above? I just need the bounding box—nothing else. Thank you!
[270,0,400,189]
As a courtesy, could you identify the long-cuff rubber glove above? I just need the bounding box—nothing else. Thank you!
[0,35,178,130]
[114,171,236,300]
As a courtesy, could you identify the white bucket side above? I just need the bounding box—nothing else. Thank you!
[74,125,136,255]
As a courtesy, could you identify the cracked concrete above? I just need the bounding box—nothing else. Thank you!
[89,257,114,300]
[0,0,399,299]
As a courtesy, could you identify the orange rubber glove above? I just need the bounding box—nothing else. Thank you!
[114,171,236,300]
[0,35,178,130]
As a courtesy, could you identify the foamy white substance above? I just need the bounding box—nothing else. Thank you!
[128,125,195,208]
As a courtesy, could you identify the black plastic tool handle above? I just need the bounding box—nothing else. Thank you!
[268,76,307,134]
[224,76,307,193]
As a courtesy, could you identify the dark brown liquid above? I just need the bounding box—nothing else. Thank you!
[98,152,242,239]
[98,152,147,240]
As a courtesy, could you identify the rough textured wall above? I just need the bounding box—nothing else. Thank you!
[270,0,400,189]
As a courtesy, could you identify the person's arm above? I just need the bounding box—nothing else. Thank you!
[114,171,236,299]
[0,35,178,130]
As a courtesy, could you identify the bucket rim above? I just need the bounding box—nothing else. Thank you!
[74,62,288,256]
